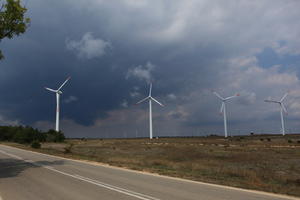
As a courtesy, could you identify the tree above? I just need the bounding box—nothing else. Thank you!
[0,0,30,59]
[0,125,65,144]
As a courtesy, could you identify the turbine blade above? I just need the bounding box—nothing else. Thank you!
[151,97,164,107]
[136,96,149,105]
[280,92,289,102]
[264,100,280,103]
[213,91,224,100]
[220,102,224,114]
[57,76,71,91]
[281,103,288,114]
[45,87,57,93]
[225,93,240,100]
[149,83,152,97]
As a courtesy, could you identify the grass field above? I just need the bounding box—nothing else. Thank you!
[4,134,300,197]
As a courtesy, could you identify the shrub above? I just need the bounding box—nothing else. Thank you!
[46,134,56,142]
[64,143,74,153]
[46,129,65,142]
[13,130,27,144]
[288,139,293,143]
[31,141,41,149]
[267,138,271,142]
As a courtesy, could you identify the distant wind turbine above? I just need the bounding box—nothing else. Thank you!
[45,77,71,132]
[213,91,240,138]
[264,92,289,136]
[136,83,164,139]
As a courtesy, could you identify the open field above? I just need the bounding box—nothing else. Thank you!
[3,134,300,197]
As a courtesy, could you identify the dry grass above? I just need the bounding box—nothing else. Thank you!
[4,134,300,197]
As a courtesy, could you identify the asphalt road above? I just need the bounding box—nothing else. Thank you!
[0,144,298,200]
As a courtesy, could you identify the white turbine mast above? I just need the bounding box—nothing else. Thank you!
[45,76,71,132]
[213,91,240,138]
[136,83,164,139]
[264,92,289,136]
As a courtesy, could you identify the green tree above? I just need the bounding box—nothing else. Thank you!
[46,129,65,142]
[0,0,30,59]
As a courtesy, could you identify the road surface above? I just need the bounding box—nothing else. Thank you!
[0,144,298,200]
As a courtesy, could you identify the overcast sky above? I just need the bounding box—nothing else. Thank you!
[1,0,300,138]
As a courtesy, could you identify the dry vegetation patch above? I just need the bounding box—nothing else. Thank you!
[4,135,300,197]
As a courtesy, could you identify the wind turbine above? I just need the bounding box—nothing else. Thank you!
[45,77,71,132]
[213,91,240,138]
[136,83,164,139]
[264,92,289,136]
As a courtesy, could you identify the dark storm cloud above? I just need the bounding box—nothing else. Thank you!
[1,0,300,137]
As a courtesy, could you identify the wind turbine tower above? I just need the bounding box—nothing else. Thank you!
[136,83,164,139]
[264,92,289,136]
[45,77,71,132]
[213,91,240,138]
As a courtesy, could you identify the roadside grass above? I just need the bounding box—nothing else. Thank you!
[2,134,300,197]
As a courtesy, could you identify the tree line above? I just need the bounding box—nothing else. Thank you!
[0,126,65,144]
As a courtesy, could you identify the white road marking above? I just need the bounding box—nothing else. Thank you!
[0,148,160,200]
[0,150,22,160]
[44,166,54,170]
[74,174,160,200]
[39,165,160,200]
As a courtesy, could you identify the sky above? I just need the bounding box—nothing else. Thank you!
[1,0,300,138]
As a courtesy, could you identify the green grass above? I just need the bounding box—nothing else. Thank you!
[2,134,300,197]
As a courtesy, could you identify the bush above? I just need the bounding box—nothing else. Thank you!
[64,143,73,153]
[288,139,293,143]
[46,129,65,142]
[31,141,41,149]
[0,125,65,145]
[13,130,27,144]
